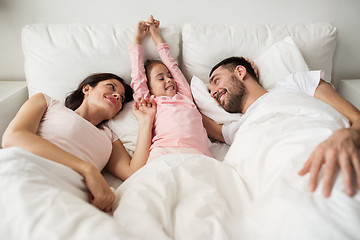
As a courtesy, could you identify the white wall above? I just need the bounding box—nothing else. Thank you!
[0,0,359,88]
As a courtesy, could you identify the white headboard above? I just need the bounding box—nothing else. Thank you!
[181,22,337,84]
[2,0,360,91]
[22,22,337,101]
[22,24,181,101]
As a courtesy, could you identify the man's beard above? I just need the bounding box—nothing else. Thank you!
[223,75,247,113]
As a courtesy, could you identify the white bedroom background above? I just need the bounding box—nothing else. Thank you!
[0,0,359,87]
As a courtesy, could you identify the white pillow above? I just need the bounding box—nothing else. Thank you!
[182,22,337,84]
[22,24,181,102]
[190,36,309,123]
[256,36,309,90]
[107,101,137,156]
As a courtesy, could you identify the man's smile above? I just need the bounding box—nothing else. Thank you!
[216,89,227,105]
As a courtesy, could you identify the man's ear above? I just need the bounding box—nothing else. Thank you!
[235,65,247,81]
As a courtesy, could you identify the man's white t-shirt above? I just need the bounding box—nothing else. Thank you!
[222,71,324,145]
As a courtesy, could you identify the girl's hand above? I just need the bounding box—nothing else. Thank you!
[83,164,115,212]
[133,96,157,122]
[148,14,160,35]
[147,15,164,45]
[134,21,149,44]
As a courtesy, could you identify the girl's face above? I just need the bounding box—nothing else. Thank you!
[85,79,126,119]
[148,63,177,97]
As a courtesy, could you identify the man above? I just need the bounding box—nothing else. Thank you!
[202,56,360,198]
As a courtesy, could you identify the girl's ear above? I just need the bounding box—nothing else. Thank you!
[235,65,247,81]
[82,85,90,96]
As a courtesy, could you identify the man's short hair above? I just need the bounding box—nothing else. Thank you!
[209,56,259,82]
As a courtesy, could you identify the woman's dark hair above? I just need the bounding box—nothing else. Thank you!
[209,56,259,83]
[65,73,133,111]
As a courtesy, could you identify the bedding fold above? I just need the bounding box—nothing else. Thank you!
[0,147,134,240]
[113,153,252,240]
[224,91,360,239]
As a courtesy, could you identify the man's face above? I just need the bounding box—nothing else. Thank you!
[208,66,247,113]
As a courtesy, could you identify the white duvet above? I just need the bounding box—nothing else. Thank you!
[0,148,249,240]
[224,90,360,239]
[1,90,359,240]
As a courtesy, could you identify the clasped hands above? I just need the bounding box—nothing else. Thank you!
[134,15,160,44]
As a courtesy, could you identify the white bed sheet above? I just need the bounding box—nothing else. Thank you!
[224,90,360,239]
[113,153,251,240]
[0,147,250,240]
[1,91,359,240]
[0,147,133,240]
[102,140,230,190]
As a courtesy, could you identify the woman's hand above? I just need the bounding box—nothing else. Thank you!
[133,96,157,123]
[134,21,149,45]
[298,128,360,197]
[82,164,115,212]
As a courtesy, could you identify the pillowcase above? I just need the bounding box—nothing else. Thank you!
[107,100,137,156]
[182,22,337,84]
[255,36,309,90]
[190,36,309,124]
[22,24,181,102]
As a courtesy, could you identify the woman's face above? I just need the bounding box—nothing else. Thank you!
[85,79,126,119]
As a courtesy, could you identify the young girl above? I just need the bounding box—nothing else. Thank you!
[129,15,212,161]
[2,73,156,212]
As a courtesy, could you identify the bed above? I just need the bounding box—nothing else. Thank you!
[0,22,359,239]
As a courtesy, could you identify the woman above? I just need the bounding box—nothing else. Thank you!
[2,73,156,212]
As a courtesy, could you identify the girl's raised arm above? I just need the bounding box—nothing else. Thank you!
[148,15,192,99]
[129,21,151,100]
[148,15,164,46]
